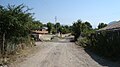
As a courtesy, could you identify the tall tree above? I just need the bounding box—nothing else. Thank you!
[72,20,93,40]
[54,22,61,33]
[0,4,34,54]
[85,21,92,29]
[72,20,82,40]
[47,22,53,34]
[98,23,107,29]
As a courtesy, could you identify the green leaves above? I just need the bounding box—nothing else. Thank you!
[98,23,107,29]
[31,21,43,29]
[47,22,53,33]
[72,19,93,40]
[0,4,34,41]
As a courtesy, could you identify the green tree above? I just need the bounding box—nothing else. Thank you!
[98,23,107,29]
[60,25,71,34]
[72,20,82,40]
[81,22,93,36]
[0,4,34,55]
[85,21,92,29]
[47,22,53,34]
[51,27,56,34]
[32,20,43,29]
[72,20,93,40]
[54,22,61,33]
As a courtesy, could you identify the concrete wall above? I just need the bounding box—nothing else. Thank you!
[39,34,55,41]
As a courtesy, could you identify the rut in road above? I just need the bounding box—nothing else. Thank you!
[10,42,120,67]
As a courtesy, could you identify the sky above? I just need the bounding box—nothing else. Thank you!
[1,0,120,28]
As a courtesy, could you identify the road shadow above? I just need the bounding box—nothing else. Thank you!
[64,36,75,42]
[84,48,120,67]
[50,36,75,43]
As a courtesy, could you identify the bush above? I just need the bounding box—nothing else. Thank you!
[0,4,35,56]
[77,37,90,47]
[89,30,120,60]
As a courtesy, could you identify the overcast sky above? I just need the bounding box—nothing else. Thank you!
[1,0,120,28]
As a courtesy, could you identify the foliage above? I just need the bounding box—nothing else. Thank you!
[31,21,43,29]
[73,20,120,60]
[61,25,71,34]
[98,23,107,29]
[72,20,82,40]
[89,30,120,60]
[46,22,71,34]
[71,19,93,41]
[0,4,33,39]
[47,22,54,33]
[0,4,34,55]
[51,27,56,34]
[54,22,61,33]
[77,37,90,47]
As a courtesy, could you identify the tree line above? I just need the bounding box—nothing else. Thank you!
[32,21,72,34]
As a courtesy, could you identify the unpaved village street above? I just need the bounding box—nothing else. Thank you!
[9,38,120,67]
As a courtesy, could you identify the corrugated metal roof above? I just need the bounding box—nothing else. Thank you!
[32,31,48,34]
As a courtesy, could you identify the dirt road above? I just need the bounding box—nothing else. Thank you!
[10,39,120,67]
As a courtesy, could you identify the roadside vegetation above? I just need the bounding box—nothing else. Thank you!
[71,19,120,61]
[0,4,38,65]
[0,3,120,66]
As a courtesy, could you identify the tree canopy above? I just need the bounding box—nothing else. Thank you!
[71,20,93,40]
[98,23,107,29]
[0,4,36,55]
[47,22,54,33]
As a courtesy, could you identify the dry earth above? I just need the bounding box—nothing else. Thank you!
[9,38,120,67]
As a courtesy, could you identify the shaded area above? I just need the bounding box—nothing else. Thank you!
[51,36,75,43]
[84,48,120,67]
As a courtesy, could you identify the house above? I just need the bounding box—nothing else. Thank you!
[31,27,48,41]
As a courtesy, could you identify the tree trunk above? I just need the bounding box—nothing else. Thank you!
[2,33,5,55]
[0,33,2,55]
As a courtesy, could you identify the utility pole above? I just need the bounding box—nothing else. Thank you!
[55,16,57,33]
[55,16,57,23]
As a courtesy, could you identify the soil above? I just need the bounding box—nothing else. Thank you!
[9,38,120,67]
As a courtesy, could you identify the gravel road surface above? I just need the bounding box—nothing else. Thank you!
[9,38,120,67]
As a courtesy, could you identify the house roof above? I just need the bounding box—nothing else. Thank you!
[99,22,120,31]
[32,30,48,34]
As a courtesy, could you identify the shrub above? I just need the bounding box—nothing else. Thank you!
[89,30,120,60]
[77,37,90,47]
